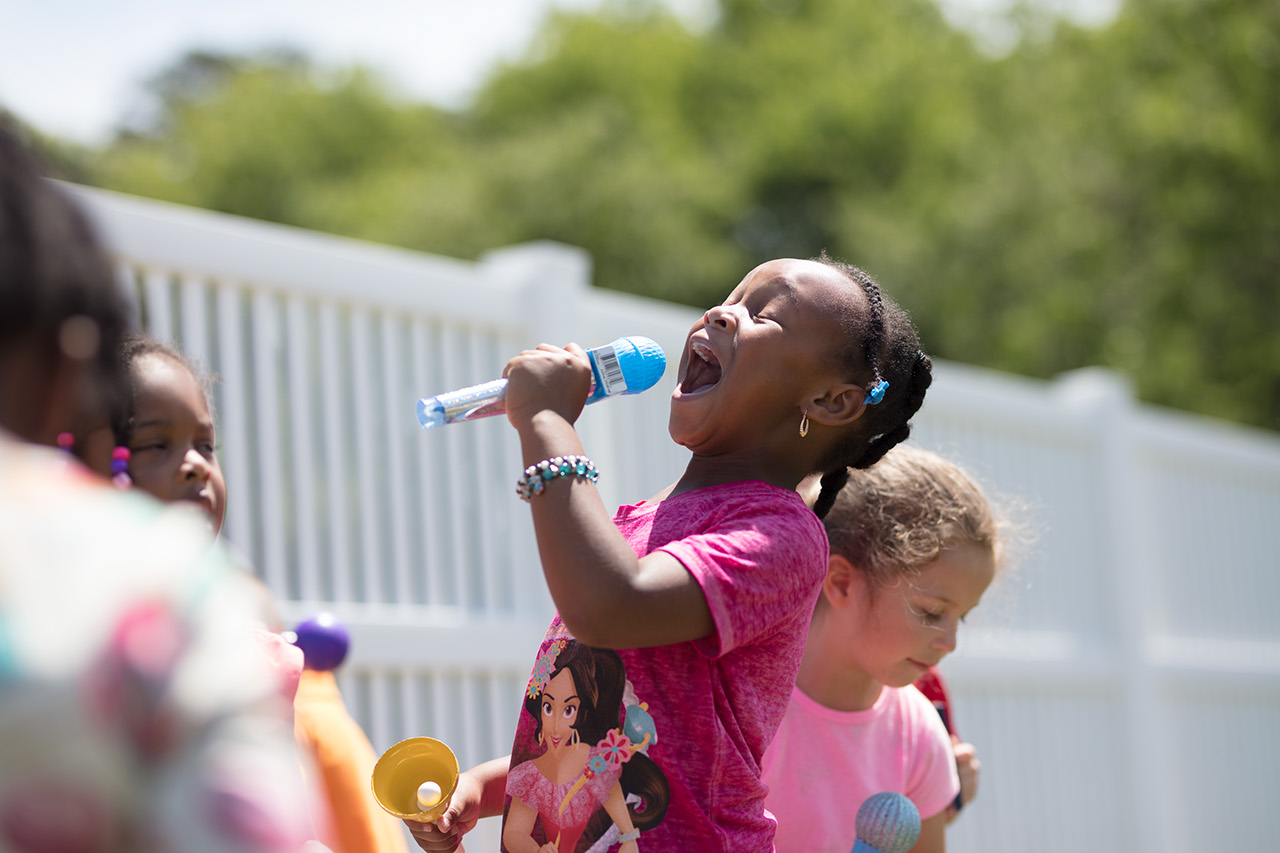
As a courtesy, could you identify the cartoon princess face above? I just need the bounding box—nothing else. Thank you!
[539,668,581,752]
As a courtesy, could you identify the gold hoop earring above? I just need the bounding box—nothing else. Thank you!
[799,411,810,438]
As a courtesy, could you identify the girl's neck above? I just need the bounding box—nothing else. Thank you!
[796,619,884,712]
[667,451,810,499]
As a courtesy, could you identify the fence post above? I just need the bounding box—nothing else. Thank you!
[479,240,593,349]
[1056,368,1173,853]
[476,241,592,619]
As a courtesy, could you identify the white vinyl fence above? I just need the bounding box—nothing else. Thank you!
[72,183,1280,853]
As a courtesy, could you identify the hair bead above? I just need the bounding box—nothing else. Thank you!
[110,445,132,489]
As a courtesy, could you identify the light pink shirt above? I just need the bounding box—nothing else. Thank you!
[761,685,960,852]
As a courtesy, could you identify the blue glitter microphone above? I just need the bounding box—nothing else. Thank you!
[416,336,666,429]
[852,792,921,853]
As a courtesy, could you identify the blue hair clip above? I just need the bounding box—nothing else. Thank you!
[865,378,889,405]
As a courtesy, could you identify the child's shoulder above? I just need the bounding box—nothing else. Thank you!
[619,481,826,576]
[648,479,808,510]
[886,684,953,740]
[622,480,816,529]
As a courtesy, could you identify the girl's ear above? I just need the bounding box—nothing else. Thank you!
[806,382,867,428]
[822,554,859,606]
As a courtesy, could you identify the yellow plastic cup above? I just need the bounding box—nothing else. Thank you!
[371,736,460,823]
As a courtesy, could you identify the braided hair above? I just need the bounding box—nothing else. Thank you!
[809,253,933,520]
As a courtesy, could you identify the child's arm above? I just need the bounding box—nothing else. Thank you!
[405,756,508,852]
[503,344,714,649]
[910,811,947,853]
[948,736,980,821]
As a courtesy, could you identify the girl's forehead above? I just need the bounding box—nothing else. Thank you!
[735,259,864,312]
[133,354,212,418]
[900,545,997,602]
[135,351,194,385]
[740,257,823,287]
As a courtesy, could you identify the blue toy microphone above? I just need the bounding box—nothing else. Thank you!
[416,335,667,429]
[852,792,921,853]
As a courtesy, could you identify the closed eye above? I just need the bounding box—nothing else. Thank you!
[912,605,945,625]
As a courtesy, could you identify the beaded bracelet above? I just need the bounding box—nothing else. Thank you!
[516,455,600,502]
[617,828,640,843]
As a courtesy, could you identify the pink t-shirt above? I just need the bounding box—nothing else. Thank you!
[761,685,960,852]
[501,481,828,853]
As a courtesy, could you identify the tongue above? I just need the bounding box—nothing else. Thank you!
[681,357,721,393]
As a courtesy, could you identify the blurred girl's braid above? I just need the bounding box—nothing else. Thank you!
[809,254,934,520]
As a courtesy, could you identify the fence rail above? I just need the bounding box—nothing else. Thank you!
[71,183,1280,853]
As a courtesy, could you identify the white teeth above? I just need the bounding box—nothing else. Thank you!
[691,340,716,364]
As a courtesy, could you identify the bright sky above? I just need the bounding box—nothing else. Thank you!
[0,0,1114,146]
[0,0,712,145]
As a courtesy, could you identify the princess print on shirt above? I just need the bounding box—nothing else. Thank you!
[503,629,669,852]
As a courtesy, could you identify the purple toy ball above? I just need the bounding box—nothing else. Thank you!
[291,612,350,671]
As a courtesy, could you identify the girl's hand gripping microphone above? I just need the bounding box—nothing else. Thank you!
[416,335,666,429]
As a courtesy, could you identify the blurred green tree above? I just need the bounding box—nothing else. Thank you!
[91,49,460,234]
[51,0,1278,430]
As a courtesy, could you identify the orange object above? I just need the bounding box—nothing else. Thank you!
[294,670,409,853]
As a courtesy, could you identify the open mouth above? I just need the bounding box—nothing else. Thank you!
[184,492,216,522]
[680,339,722,395]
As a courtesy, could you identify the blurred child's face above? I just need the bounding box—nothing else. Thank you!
[847,544,995,689]
[127,353,226,535]
[669,258,861,454]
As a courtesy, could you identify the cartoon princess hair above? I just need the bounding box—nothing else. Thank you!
[522,641,670,842]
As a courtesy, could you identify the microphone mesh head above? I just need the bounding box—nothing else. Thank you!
[855,792,921,853]
[613,336,667,394]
